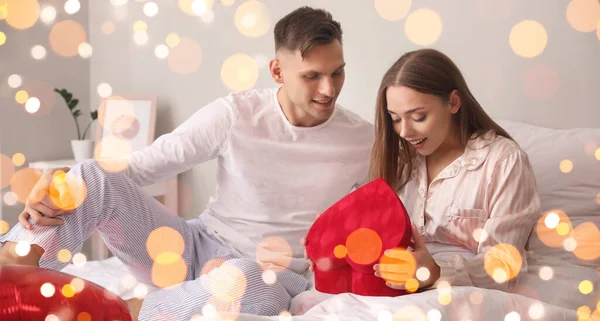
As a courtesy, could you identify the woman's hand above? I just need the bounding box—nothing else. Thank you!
[374,225,440,291]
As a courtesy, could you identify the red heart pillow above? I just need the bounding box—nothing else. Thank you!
[0,265,132,321]
[305,178,413,296]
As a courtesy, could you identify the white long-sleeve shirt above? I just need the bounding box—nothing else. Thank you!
[124,87,374,274]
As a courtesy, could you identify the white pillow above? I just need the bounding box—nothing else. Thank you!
[496,119,600,269]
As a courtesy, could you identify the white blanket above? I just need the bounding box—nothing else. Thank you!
[61,254,593,321]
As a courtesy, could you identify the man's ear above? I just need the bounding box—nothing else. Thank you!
[449,89,461,114]
[269,58,284,84]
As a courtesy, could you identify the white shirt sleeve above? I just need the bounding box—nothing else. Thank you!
[123,96,237,186]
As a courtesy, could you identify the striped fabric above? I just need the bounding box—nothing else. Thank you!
[398,129,542,290]
[0,160,309,320]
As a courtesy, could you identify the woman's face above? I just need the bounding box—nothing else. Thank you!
[385,85,461,157]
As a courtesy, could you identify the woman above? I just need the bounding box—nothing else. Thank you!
[305,49,541,294]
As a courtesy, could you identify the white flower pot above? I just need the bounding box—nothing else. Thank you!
[71,139,94,162]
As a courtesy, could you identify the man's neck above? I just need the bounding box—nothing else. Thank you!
[276,87,328,127]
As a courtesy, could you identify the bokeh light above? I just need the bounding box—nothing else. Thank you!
[0,1,7,20]
[152,255,187,288]
[121,274,137,289]
[12,153,25,167]
[334,244,347,258]
[560,160,573,173]
[72,253,87,268]
[379,248,417,285]
[166,33,180,48]
[25,97,41,113]
[0,220,9,234]
[40,5,57,24]
[221,53,258,91]
[97,83,113,98]
[155,44,169,59]
[484,243,522,283]
[1,153,17,189]
[134,284,148,298]
[5,0,40,30]
[77,312,91,321]
[405,278,419,293]
[3,191,17,206]
[504,311,521,321]
[0,32,5,46]
[143,2,159,17]
[469,291,484,304]
[256,236,293,271]
[8,74,22,88]
[133,20,147,33]
[579,280,594,294]
[427,309,442,321]
[509,20,547,58]
[378,310,393,321]
[10,168,42,204]
[78,42,93,58]
[110,0,128,6]
[566,0,600,33]
[234,0,271,38]
[94,136,132,173]
[15,240,31,256]
[179,0,214,16]
[572,222,600,261]
[46,315,59,321]
[167,37,202,74]
[101,21,116,35]
[22,80,57,116]
[345,228,382,265]
[49,20,87,57]
[537,210,574,248]
[58,249,73,263]
[41,283,56,298]
[261,269,276,285]
[221,0,235,6]
[207,261,247,302]
[64,0,80,15]
[48,169,87,211]
[71,278,85,293]
[539,266,554,280]
[416,267,430,281]
[15,90,28,104]
[578,306,592,320]
[523,63,560,100]
[200,258,226,275]
[374,0,411,21]
[62,284,76,298]
[133,31,149,45]
[31,45,47,60]
[529,302,545,320]
[595,148,600,161]
[404,8,443,46]
[146,226,185,260]
[473,227,489,243]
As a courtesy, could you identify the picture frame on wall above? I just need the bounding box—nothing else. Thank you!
[95,95,157,159]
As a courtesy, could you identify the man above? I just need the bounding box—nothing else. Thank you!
[0,6,374,320]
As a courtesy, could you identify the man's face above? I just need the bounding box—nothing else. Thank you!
[270,40,346,126]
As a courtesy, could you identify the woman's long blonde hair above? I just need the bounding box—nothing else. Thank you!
[368,49,513,191]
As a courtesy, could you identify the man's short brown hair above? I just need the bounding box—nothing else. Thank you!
[274,6,343,58]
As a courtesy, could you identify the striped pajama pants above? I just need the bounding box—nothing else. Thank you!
[0,160,309,320]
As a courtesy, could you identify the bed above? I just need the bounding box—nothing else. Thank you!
[60,119,600,321]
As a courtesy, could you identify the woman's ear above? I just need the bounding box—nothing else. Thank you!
[449,89,461,114]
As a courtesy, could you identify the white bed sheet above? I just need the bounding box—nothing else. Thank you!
[60,255,590,321]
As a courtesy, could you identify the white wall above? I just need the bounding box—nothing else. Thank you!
[0,1,90,226]
[89,0,600,220]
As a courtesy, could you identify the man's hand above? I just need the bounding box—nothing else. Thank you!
[125,297,144,321]
[374,225,440,291]
[300,212,321,272]
[18,167,71,230]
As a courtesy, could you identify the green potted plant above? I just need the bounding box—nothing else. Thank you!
[55,88,98,161]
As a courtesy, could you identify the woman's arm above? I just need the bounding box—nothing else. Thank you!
[435,150,542,291]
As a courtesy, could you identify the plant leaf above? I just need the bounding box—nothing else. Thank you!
[91,110,98,120]
[73,109,82,117]
[68,99,79,109]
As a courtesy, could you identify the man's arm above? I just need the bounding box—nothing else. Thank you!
[122,96,237,186]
